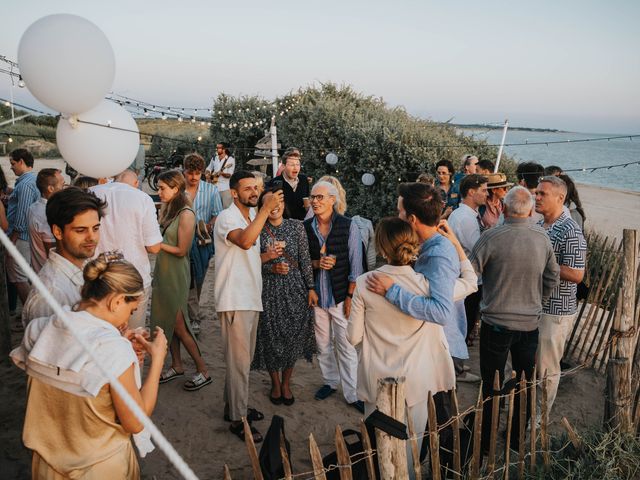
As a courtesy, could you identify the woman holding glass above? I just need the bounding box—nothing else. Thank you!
[251,189,317,405]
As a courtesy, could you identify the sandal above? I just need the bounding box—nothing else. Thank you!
[224,407,264,423]
[229,422,263,443]
[183,372,212,391]
[159,367,184,384]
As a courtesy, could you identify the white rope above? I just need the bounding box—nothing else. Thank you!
[0,229,199,480]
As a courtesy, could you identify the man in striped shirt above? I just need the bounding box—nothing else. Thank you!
[7,149,40,305]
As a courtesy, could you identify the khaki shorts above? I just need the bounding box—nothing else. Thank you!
[6,238,31,283]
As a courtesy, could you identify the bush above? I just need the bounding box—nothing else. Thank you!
[210,84,517,222]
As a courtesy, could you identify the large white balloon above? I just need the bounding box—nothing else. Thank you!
[18,14,115,114]
[325,152,338,165]
[56,101,139,178]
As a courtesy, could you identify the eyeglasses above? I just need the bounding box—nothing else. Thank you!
[310,194,327,202]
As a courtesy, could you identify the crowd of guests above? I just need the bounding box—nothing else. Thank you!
[2,146,588,477]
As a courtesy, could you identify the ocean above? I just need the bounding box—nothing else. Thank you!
[462,129,640,193]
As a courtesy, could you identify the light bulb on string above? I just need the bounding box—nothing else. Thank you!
[197,136,202,142]
[8,137,13,143]
[4,101,10,107]
[161,114,167,120]
[200,121,205,126]
[207,122,211,127]
[18,75,25,88]
[178,116,183,122]
[191,117,196,123]
[143,109,149,116]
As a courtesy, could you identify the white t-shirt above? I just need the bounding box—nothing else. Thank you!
[206,155,235,192]
[213,203,262,312]
[91,182,163,288]
[28,197,54,273]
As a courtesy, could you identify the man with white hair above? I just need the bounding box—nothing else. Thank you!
[303,181,365,412]
[91,169,163,329]
[535,176,586,420]
[470,186,560,453]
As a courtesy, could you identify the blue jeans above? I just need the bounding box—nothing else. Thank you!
[479,321,538,452]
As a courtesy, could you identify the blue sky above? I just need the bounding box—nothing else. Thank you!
[2,0,639,133]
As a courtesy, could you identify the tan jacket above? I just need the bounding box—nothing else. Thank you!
[348,262,477,406]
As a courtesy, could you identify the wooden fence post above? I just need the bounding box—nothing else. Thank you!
[359,419,377,480]
[309,433,327,480]
[451,389,462,480]
[517,372,527,480]
[470,384,483,480]
[243,417,264,480]
[405,401,422,479]
[540,371,550,472]
[223,464,232,480]
[605,228,638,433]
[280,431,293,480]
[529,367,537,475]
[427,392,441,480]
[487,371,501,478]
[375,377,409,480]
[504,371,516,480]
[561,417,582,452]
[335,426,353,480]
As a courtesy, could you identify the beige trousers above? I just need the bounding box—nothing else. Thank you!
[219,310,260,421]
[536,312,577,419]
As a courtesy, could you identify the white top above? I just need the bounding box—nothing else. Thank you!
[348,264,457,407]
[205,155,235,192]
[448,203,481,257]
[213,203,262,312]
[91,182,163,288]
[22,249,84,327]
[28,197,54,273]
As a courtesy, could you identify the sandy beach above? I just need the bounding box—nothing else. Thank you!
[0,158,635,478]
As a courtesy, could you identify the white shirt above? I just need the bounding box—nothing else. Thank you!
[22,249,84,326]
[91,182,163,288]
[213,203,262,312]
[206,155,235,192]
[28,197,54,273]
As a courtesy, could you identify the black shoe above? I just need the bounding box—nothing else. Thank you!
[315,385,337,400]
[270,394,283,405]
[349,400,365,413]
[283,395,295,406]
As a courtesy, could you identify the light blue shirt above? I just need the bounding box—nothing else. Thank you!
[7,171,40,241]
[192,180,223,222]
[311,215,364,309]
[385,233,468,359]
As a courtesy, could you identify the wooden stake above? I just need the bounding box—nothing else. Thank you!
[504,371,516,480]
[374,377,409,479]
[309,433,327,480]
[470,383,483,480]
[451,389,462,480]
[561,417,582,452]
[405,401,422,479]
[359,419,376,480]
[242,417,264,480]
[487,371,501,477]
[517,371,527,480]
[540,371,550,471]
[427,392,442,480]
[223,464,232,480]
[335,426,353,480]
[280,431,293,480]
[529,366,537,474]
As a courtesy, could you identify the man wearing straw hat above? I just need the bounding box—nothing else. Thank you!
[481,172,513,229]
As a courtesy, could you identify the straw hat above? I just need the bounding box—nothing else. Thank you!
[485,172,514,189]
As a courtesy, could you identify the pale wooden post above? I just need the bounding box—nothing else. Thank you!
[242,417,264,480]
[309,433,327,480]
[605,229,638,433]
[451,389,462,480]
[375,377,409,480]
[529,366,537,474]
[223,464,232,480]
[561,417,582,452]
[503,372,516,480]
[280,431,293,480]
[427,392,442,480]
[540,372,550,472]
[487,371,501,477]
[470,384,483,480]
[335,426,353,480]
[359,419,377,480]
[517,372,527,480]
[405,401,422,479]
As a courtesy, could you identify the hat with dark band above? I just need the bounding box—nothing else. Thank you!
[486,172,514,189]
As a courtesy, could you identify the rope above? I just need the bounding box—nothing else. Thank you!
[0,229,199,480]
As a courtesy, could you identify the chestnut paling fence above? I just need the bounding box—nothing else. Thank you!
[226,229,639,480]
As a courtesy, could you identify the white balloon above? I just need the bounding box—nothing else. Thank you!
[362,173,376,186]
[56,101,139,178]
[18,14,115,114]
[326,152,338,165]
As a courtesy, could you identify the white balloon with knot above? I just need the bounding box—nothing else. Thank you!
[18,14,140,178]
[362,173,376,186]
[325,153,338,165]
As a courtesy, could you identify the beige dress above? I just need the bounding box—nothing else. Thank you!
[24,378,139,479]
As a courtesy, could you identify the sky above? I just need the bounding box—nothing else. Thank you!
[2,0,639,134]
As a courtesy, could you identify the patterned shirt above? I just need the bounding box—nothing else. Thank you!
[539,212,587,316]
[192,181,223,223]
[7,171,40,241]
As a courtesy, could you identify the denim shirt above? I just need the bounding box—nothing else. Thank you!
[7,171,39,241]
[385,233,468,359]
[311,214,364,309]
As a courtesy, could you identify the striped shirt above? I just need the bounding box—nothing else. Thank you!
[192,181,223,222]
[539,212,587,316]
[7,171,40,241]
